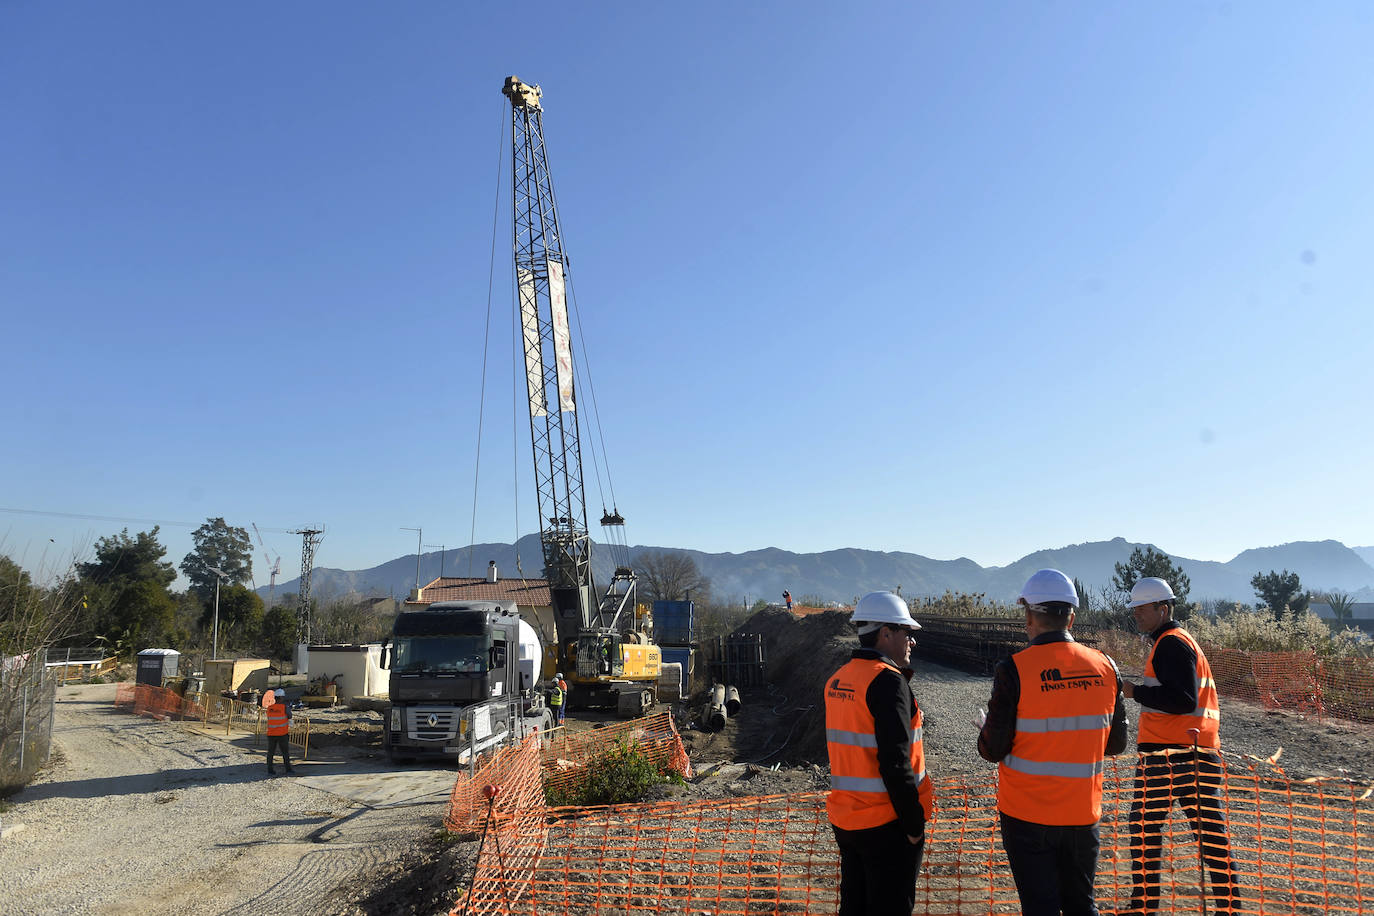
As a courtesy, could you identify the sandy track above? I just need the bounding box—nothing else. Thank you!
[0,684,449,916]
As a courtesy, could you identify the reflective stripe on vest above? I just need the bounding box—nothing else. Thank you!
[998,640,1116,826]
[266,705,289,736]
[825,657,934,830]
[1139,627,1221,749]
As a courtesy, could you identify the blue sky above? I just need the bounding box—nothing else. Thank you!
[3,2,1371,590]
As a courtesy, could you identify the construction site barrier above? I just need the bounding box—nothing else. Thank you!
[452,743,1373,916]
[1209,649,1374,724]
[444,711,692,835]
[925,621,1374,726]
[113,683,310,759]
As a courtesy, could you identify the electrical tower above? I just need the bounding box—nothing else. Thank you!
[293,527,323,644]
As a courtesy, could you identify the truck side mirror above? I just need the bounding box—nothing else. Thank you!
[380,637,390,669]
[490,645,507,669]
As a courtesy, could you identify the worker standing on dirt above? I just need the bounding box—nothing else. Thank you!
[550,673,567,726]
[265,690,296,776]
[1117,577,1237,916]
[825,590,934,916]
[976,569,1128,915]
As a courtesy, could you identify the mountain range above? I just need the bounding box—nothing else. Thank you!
[265,537,1374,606]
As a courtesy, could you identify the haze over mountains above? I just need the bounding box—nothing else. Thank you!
[267,538,1374,606]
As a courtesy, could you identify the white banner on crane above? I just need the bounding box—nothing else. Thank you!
[547,259,576,413]
[517,268,546,417]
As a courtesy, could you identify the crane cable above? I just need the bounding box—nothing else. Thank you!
[565,277,629,571]
[466,100,510,579]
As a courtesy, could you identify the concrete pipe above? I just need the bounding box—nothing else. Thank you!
[707,701,727,731]
[710,683,726,707]
[725,685,741,716]
[658,662,684,703]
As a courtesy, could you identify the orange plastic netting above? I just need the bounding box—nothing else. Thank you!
[452,740,1373,916]
[444,711,692,834]
[114,682,202,719]
[1208,649,1374,724]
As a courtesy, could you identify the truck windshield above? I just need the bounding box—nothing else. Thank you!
[392,635,487,674]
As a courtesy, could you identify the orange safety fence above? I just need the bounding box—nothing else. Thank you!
[454,748,1374,916]
[114,682,200,719]
[1208,648,1374,724]
[444,711,693,835]
[113,683,309,756]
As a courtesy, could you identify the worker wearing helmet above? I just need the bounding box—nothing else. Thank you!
[1117,577,1236,916]
[976,569,1127,915]
[825,591,934,916]
[265,689,296,776]
[550,673,567,726]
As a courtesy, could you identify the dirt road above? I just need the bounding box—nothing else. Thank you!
[0,684,457,916]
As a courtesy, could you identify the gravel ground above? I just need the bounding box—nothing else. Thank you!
[3,656,1367,916]
[0,684,451,916]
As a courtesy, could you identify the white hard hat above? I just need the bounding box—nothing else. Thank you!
[851,591,921,633]
[554,673,563,679]
[1019,569,1079,609]
[1128,577,1176,608]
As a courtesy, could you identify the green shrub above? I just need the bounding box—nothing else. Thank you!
[1190,607,1359,656]
[545,738,675,806]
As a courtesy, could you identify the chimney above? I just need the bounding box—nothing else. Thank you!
[487,560,498,584]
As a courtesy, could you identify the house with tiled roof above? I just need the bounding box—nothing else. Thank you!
[404,561,558,646]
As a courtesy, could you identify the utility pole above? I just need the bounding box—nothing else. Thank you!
[293,528,323,645]
[401,527,422,596]
[207,565,229,660]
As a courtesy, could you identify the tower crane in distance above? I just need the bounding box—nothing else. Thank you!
[251,522,283,603]
[503,75,660,717]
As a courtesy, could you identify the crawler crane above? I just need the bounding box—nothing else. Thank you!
[503,76,660,716]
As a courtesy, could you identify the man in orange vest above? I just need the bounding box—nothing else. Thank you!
[265,689,296,776]
[977,569,1128,916]
[1117,577,1236,916]
[825,591,935,916]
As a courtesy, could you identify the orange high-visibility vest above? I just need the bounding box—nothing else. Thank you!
[1139,626,1220,750]
[266,704,290,736]
[998,640,1117,826]
[825,656,934,831]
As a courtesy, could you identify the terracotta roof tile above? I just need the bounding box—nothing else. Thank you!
[406,576,551,607]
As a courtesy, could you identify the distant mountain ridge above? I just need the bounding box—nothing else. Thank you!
[268,537,1374,606]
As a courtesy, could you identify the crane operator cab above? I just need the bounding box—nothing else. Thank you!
[571,631,623,680]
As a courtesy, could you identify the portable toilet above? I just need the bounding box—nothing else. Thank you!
[136,649,181,686]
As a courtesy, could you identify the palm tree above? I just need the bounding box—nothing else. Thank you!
[1324,591,1357,625]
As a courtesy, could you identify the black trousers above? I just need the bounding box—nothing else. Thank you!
[999,812,1101,916]
[266,734,292,771]
[1127,751,1236,914]
[832,819,925,916]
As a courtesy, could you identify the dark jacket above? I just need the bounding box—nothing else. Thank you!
[977,630,1129,763]
[1134,619,1204,751]
[849,647,927,837]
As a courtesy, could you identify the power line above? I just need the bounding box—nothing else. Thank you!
[0,507,296,534]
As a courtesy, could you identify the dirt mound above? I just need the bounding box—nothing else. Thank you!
[708,607,857,765]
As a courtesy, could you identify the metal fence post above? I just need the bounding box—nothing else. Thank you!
[19,682,28,774]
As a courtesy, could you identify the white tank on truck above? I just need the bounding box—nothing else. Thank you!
[380,600,553,764]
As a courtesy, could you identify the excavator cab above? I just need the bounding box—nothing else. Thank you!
[572,631,622,680]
